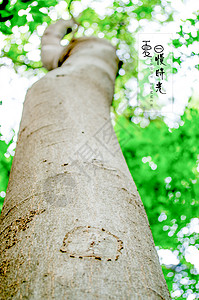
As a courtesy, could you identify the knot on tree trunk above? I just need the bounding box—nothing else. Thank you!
[41,18,75,70]
[41,18,119,75]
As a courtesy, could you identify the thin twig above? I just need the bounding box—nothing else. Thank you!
[68,0,80,27]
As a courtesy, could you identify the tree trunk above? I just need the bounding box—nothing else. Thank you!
[0,20,170,299]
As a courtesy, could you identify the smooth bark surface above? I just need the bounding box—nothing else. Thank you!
[0,20,171,299]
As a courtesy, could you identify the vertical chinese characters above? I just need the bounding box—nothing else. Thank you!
[141,40,152,58]
[139,33,172,113]
[141,40,154,107]
[154,45,166,94]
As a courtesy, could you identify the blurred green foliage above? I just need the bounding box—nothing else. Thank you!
[0,0,172,73]
[0,0,199,299]
[0,0,58,34]
[172,12,199,73]
[0,133,13,211]
[116,106,199,298]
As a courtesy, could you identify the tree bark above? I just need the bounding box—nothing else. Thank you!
[0,20,170,299]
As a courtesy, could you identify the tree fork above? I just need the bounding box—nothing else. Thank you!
[0,19,171,299]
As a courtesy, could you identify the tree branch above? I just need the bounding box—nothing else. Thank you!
[41,18,76,70]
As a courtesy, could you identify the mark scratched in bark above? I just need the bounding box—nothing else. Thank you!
[60,226,123,261]
[119,187,143,207]
[43,173,76,207]
[26,124,54,138]
[0,209,45,252]
[56,74,67,77]
[91,159,117,172]
[0,260,10,276]
[146,287,166,299]
[0,256,24,276]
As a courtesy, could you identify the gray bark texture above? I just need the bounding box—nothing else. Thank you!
[0,20,171,299]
